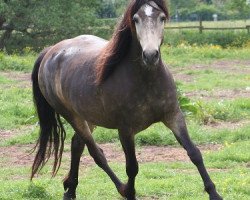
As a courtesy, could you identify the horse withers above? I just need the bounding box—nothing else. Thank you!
[31,0,223,200]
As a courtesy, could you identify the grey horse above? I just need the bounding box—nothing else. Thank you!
[31,0,223,199]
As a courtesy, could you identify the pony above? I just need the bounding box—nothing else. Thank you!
[31,0,223,199]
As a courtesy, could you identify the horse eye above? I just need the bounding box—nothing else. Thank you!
[133,16,139,24]
[160,16,166,22]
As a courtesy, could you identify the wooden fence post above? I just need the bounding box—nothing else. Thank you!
[247,26,250,34]
[199,19,203,34]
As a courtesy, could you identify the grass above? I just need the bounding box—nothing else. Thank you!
[0,86,35,130]
[0,45,249,199]
[0,157,249,199]
[178,69,250,92]
[161,44,250,67]
[0,52,36,72]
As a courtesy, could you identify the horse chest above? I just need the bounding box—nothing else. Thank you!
[116,89,168,126]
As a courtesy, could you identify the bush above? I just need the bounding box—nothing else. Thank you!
[0,52,35,72]
[164,30,250,48]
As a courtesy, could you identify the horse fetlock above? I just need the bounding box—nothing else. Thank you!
[205,183,223,200]
[118,183,136,198]
[63,192,76,200]
[209,193,223,200]
[63,177,78,199]
[63,178,78,191]
[118,183,127,197]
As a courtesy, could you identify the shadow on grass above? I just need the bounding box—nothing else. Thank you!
[22,184,52,199]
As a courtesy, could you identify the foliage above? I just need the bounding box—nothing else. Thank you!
[226,0,250,19]
[168,0,250,20]
[1,0,250,52]
[176,84,201,118]
[0,0,101,52]
[0,51,35,72]
[164,30,250,48]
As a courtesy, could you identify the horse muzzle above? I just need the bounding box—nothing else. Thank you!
[142,49,159,66]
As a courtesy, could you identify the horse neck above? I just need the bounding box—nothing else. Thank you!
[127,36,142,61]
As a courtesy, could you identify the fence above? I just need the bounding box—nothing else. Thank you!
[165,20,250,34]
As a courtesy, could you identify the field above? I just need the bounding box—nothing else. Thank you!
[0,44,250,200]
[167,20,250,28]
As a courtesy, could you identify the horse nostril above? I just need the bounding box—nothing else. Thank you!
[154,50,159,59]
[142,50,159,64]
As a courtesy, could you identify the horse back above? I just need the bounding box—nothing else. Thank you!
[38,35,107,120]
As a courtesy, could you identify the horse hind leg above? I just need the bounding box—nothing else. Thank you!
[63,133,85,200]
[164,111,223,200]
[69,119,124,198]
[63,123,95,200]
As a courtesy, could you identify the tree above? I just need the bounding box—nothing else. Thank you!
[193,4,219,20]
[203,0,213,4]
[226,0,250,18]
[97,0,117,18]
[0,0,101,52]
[168,0,200,20]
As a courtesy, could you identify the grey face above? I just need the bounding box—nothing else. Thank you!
[133,2,166,66]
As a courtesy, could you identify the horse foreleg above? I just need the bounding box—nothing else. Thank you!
[63,133,85,200]
[164,111,223,200]
[118,130,138,200]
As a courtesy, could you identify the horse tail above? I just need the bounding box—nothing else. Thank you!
[31,47,66,179]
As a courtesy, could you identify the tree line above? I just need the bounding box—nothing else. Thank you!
[0,0,249,52]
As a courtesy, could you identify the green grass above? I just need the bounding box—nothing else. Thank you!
[201,98,250,121]
[0,158,249,199]
[0,52,35,72]
[0,47,249,199]
[1,139,249,199]
[0,87,35,130]
[161,44,250,67]
[0,74,13,84]
[178,69,250,92]
[164,30,250,48]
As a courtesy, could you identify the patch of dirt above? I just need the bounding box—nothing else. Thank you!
[212,60,250,73]
[0,144,34,168]
[173,73,194,83]
[0,143,222,169]
[204,120,250,130]
[0,126,34,143]
[184,88,250,100]
[173,60,250,74]
[0,130,15,140]
[0,71,31,88]
[171,60,250,100]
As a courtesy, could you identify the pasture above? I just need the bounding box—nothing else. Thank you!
[0,44,250,199]
[167,20,250,28]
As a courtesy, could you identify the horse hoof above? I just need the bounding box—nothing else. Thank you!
[63,193,76,200]
[210,194,223,200]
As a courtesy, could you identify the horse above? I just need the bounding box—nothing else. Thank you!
[31,0,223,199]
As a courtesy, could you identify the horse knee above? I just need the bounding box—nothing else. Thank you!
[126,161,138,178]
[88,146,108,168]
[187,146,203,166]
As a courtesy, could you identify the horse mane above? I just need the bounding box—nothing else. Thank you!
[95,0,169,85]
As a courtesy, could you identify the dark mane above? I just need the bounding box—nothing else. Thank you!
[95,0,169,84]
